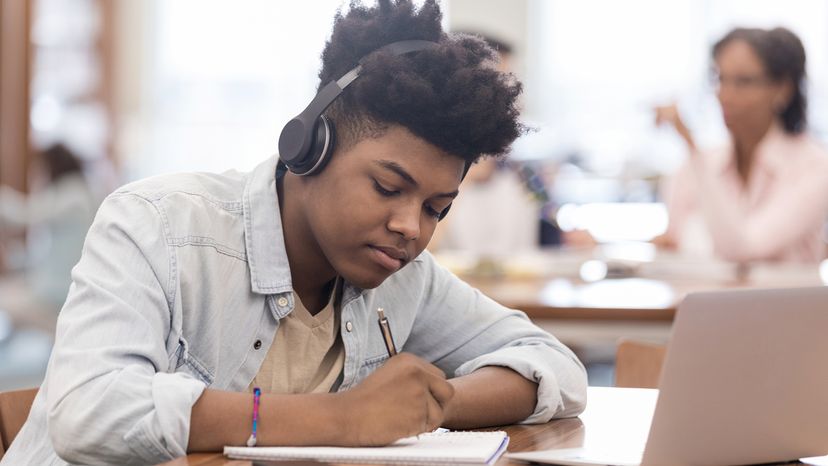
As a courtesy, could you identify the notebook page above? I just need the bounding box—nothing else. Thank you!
[224,430,509,465]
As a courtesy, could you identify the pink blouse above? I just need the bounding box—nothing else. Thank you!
[665,123,828,263]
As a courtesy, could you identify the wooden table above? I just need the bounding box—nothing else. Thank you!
[445,249,827,356]
[159,387,828,465]
[451,248,826,321]
[159,386,651,466]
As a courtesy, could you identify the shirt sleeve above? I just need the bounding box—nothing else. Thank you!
[402,252,588,423]
[662,159,697,245]
[46,192,206,465]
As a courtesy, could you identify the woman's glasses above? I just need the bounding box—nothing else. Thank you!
[709,71,773,91]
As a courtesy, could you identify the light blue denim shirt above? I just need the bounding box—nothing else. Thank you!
[2,156,587,465]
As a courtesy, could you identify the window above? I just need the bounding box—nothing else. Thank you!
[121,0,345,178]
[525,0,828,177]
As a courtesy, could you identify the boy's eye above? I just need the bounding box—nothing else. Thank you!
[424,204,442,219]
[373,180,399,197]
[373,178,448,220]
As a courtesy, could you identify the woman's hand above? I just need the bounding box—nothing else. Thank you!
[655,103,697,152]
[651,232,678,250]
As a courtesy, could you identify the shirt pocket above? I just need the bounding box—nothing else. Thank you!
[356,353,390,381]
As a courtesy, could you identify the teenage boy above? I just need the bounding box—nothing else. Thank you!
[2,1,586,464]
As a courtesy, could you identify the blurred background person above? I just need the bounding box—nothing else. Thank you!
[655,27,828,263]
[431,34,543,260]
[433,156,545,259]
[0,144,99,333]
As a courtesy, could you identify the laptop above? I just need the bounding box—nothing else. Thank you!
[508,286,828,466]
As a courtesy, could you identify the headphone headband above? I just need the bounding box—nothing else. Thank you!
[278,40,438,176]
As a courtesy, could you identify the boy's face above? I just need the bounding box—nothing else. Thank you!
[302,125,465,289]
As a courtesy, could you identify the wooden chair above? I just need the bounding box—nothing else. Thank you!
[0,388,38,459]
[614,340,668,389]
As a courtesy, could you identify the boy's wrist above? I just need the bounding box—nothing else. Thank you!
[440,378,463,428]
[323,392,355,445]
[254,392,352,447]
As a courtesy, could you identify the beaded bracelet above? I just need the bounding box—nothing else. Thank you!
[247,387,261,447]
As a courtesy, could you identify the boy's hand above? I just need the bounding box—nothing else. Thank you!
[334,352,454,446]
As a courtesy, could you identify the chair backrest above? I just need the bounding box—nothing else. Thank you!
[615,339,667,388]
[0,388,38,459]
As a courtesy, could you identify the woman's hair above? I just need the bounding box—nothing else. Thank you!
[713,27,807,134]
[41,144,84,182]
[318,0,525,164]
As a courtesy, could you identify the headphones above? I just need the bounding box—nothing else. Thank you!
[278,40,438,176]
[277,39,468,221]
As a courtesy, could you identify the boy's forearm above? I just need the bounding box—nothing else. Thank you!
[442,366,538,429]
[187,365,537,451]
[188,388,344,452]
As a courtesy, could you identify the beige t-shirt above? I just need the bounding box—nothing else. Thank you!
[249,279,345,394]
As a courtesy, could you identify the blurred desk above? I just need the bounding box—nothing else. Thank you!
[440,248,826,358]
[450,248,825,321]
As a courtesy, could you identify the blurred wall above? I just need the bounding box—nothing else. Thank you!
[446,0,528,88]
[113,0,152,173]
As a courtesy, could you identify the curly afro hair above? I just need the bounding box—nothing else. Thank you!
[318,0,525,164]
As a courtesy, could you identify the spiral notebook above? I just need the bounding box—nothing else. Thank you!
[223,430,509,465]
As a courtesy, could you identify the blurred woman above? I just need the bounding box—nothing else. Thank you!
[657,27,828,262]
[0,144,98,330]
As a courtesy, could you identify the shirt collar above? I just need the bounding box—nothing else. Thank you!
[242,155,294,295]
[752,122,792,174]
[720,121,792,177]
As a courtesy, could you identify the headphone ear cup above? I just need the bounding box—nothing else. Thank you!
[278,116,311,172]
[288,115,336,176]
[308,115,336,175]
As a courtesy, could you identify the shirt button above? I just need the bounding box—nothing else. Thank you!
[345,321,353,332]
[253,340,262,350]
[277,297,288,307]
